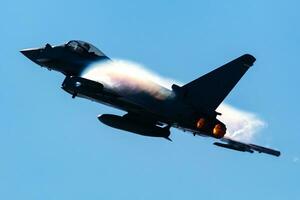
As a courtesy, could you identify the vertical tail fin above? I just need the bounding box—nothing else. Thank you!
[179,54,256,113]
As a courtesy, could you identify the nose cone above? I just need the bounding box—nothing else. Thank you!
[20,48,45,66]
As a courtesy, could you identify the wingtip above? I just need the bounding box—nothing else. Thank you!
[241,54,256,67]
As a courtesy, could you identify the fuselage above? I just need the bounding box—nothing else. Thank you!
[21,40,226,139]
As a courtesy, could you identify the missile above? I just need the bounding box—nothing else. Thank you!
[214,142,253,153]
[98,114,171,140]
[214,139,281,156]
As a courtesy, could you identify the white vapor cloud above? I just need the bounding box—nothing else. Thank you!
[216,104,266,142]
[82,59,266,142]
[82,60,175,100]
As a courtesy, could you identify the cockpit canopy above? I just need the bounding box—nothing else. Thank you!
[66,40,105,57]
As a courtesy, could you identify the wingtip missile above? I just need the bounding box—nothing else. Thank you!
[214,138,281,157]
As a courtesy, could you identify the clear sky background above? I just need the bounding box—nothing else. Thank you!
[1,0,299,199]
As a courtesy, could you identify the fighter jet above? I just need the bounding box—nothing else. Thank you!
[20,40,280,157]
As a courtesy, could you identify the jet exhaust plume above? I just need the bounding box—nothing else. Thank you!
[82,59,266,142]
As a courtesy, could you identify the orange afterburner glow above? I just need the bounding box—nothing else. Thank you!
[196,118,206,129]
[213,124,226,138]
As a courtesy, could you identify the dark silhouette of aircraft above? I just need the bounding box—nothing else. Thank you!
[20,40,280,157]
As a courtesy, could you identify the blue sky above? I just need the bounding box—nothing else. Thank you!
[1,0,299,199]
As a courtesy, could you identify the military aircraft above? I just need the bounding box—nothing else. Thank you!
[20,40,280,157]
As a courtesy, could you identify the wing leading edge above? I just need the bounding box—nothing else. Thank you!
[214,138,281,157]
